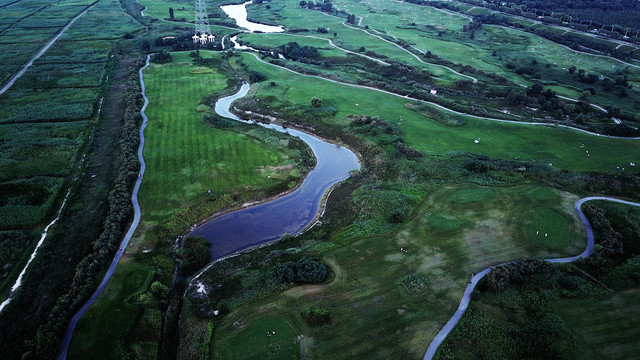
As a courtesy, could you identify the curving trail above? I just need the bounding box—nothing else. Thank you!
[248,53,640,140]
[423,196,640,360]
[56,55,151,360]
[342,22,479,83]
[269,32,390,65]
[0,0,100,96]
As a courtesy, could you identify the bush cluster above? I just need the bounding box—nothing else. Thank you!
[273,257,328,284]
[301,307,331,326]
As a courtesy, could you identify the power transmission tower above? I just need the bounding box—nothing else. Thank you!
[193,0,214,44]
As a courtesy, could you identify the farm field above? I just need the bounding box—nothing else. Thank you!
[0,0,147,357]
[0,0,143,300]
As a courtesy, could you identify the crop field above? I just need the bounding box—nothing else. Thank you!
[0,0,143,316]
[211,184,585,359]
[236,52,640,173]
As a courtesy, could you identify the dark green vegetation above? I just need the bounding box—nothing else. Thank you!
[1,0,640,358]
[180,182,588,358]
[0,0,148,358]
[437,201,640,360]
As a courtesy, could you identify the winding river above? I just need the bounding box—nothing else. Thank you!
[190,83,360,260]
[221,0,284,33]
[58,55,359,358]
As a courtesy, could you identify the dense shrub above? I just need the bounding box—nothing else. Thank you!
[301,307,331,326]
[274,257,328,284]
[485,260,552,292]
[151,50,173,64]
[181,236,212,276]
[400,274,428,294]
[248,71,266,83]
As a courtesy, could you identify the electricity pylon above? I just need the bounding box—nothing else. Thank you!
[193,0,214,44]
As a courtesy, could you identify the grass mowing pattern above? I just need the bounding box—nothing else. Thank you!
[139,51,293,220]
[212,184,585,359]
[68,51,309,358]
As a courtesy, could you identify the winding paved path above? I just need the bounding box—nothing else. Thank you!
[248,53,640,140]
[56,55,150,360]
[423,196,640,359]
[0,0,100,96]
[341,22,479,83]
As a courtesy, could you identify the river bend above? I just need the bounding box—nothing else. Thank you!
[190,83,360,260]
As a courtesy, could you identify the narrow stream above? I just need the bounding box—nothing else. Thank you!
[190,83,360,260]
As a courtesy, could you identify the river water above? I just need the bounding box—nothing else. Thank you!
[221,0,284,33]
[190,83,360,260]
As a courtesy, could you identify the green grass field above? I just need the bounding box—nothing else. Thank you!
[218,316,299,360]
[212,183,585,359]
[139,51,297,220]
[236,52,639,173]
[555,289,640,360]
[68,259,156,359]
[328,0,640,109]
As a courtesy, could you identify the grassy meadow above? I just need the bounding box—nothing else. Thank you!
[139,51,298,219]
[436,201,640,359]
[235,52,639,173]
[209,184,585,359]
[555,290,640,360]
